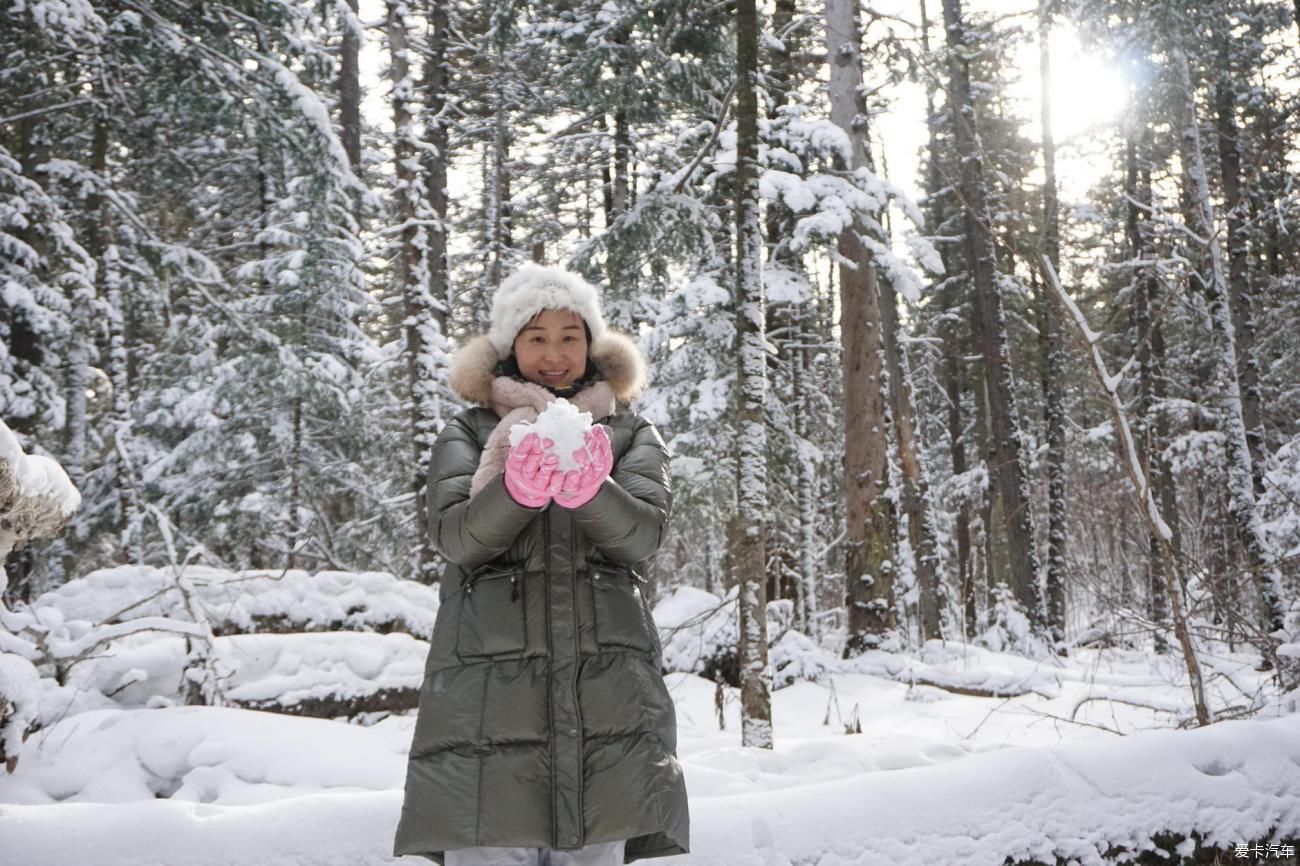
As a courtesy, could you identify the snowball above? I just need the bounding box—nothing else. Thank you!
[508,399,593,472]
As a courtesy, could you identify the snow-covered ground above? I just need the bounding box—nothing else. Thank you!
[2,571,1298,865]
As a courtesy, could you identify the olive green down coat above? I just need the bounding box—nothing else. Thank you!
[393,332,690,864]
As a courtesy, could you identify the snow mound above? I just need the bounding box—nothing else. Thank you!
[33,565,437,638]
[0,706,409,805]
[679,713,1300,866]
[846,640,1065,698]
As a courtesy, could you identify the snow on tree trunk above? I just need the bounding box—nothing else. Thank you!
[1173,45,1293,682]
[387,0,445,580]
[1036,1,1067,651]
[423,0,451,339]
[103,244,143,566]
[1212,73,1264,498]
[942,0,1042,644]
[825,0,896,655]
[733,0,772,750]
[485,64,513,289]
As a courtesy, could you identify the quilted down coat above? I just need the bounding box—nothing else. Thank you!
[393,331,690,864]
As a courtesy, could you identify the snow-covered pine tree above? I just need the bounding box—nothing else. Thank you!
[111,0,376,575]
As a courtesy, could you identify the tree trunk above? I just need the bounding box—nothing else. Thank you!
[880,276,941,641]
[1212,76,1264,498]
[733,0,772,749]
[1125,117,1170,654]
[921,0,974,638]
[1036,1,1067,650]
[942,0,1041,637]
[611,107,630,220]
[339,0,362,169]
[424,0,450,334]
[792,302,819,639]
[825,0,896,655]
[765,0,811,620]
[598,115,615,228]
[486,71,513,289]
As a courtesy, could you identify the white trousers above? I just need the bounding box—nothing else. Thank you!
[445,839,625,866]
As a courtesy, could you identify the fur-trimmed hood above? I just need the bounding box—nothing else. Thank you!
[448,329,649,406]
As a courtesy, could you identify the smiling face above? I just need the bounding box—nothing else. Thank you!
[513,308,589,389]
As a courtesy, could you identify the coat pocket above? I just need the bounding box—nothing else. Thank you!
[457,565,527,659]
[588,560,657,654]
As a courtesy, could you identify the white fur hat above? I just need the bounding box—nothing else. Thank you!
[488,263,608,357]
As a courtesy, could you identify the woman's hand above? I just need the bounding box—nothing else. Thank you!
[553,425,613,509]
[503,432,564,508]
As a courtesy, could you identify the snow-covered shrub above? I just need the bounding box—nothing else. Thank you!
[974,584,1050,660]
[0,654,42,770]
[654,586,834,688]
[656,586,739,684]
[769,629,834,688]
[1,418,81,770]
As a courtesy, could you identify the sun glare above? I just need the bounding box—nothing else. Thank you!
[1035,28,1131,143]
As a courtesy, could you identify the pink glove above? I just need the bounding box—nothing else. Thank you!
[504,432,564,508]
[553,426,613,509]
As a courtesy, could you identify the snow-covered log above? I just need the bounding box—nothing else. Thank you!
[66,631,425,719]
[32,565,438,639]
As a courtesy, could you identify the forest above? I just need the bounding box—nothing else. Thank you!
[3,0,1300,763]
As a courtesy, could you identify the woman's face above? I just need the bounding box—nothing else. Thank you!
[513,308,589,389]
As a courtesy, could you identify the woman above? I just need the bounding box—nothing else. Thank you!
[393,264,690,866]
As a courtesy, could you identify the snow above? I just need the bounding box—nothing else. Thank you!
[4,569,1299,864]
[508,398,594,472]
[0,653,42,761]
[0,706,404,805]
[0,418,81,516]
[2,656,1297,864]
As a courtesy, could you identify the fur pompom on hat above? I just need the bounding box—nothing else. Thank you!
[488,263,608,357]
